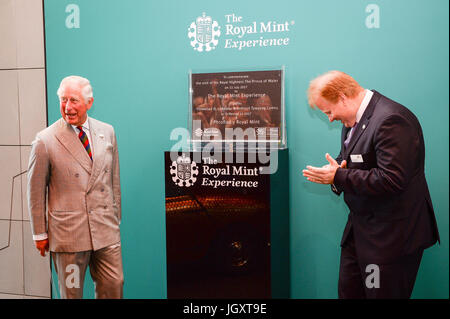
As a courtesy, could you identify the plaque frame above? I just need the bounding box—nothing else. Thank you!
[188,67,287,151]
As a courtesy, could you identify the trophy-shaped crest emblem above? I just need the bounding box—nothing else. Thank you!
[196,13,212,44]
[177,154,192,180]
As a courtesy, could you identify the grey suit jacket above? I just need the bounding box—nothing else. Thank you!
[27,117,121,252]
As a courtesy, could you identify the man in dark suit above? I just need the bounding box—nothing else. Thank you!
[302,70,439,298]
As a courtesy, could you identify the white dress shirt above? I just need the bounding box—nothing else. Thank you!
[346,89,374,140]
[356,89,373,123]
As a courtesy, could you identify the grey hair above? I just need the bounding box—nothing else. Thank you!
[56,75,93,103]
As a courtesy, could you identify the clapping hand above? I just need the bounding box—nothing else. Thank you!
[303,153,347,185]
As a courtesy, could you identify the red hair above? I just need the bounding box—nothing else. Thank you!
[308,71,363,108]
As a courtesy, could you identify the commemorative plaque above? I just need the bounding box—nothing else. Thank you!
[189,69,286,150]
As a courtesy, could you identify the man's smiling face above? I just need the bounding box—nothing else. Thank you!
[59,82,93,126]
[315,95,357,128]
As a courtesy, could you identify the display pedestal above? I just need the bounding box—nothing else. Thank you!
[164,149,289,298]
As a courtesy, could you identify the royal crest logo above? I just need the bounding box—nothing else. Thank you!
[170,154,198,187]
[188,12,221,52]
[256,127,266,136]
[194,128,203,137]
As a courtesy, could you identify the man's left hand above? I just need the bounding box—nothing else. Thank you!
[302,153,347,185]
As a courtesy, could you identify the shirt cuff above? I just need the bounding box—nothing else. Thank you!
[33,233,48,241]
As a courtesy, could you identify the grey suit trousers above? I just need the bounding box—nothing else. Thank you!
[51,242,124,299]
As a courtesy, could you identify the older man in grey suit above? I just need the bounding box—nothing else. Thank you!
[27,75,123,299]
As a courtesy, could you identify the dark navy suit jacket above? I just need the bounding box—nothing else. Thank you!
[333,90,440,264]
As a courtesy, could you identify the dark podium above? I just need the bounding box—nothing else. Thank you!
[164,150,289,298]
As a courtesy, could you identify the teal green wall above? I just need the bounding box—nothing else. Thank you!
[44,0,449,298]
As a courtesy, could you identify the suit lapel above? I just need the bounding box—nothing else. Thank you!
[343,117,370,159]
[343,90,381,159]
[55,119,92,174]
[86,118,106,193]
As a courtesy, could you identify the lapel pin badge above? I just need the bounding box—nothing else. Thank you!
[362,124,366,130]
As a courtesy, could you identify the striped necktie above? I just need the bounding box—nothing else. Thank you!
[77,126,92,160]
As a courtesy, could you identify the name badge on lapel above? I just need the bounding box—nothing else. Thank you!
[350,154,364,163]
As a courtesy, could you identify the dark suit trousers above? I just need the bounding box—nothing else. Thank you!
[338,232,423,299]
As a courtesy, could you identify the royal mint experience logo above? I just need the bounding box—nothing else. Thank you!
[188,12,294,52]
[188,12,221,52]
[170,154,199,187]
